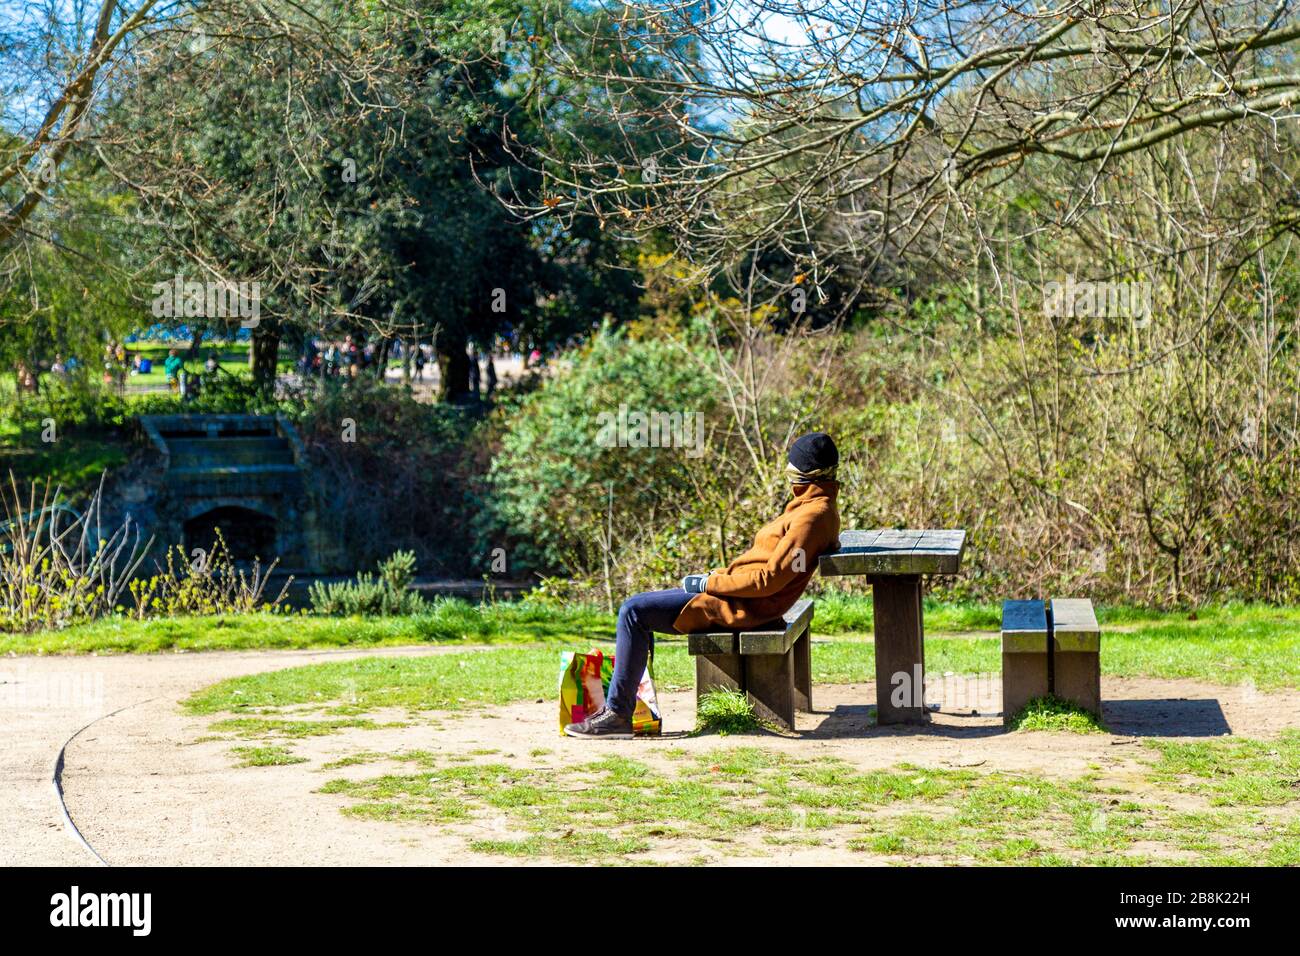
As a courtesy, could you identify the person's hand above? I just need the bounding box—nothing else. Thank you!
[681,573,710,594]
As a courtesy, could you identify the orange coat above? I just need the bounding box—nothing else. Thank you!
[673,481,840,633]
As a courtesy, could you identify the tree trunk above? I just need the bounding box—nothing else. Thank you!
[437,335,470,402]
[249,320,281,391]
[186,326,205,359]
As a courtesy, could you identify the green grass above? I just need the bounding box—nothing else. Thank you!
[230,745,308,767]
[1009,696,1107,733]
[1147,729,1300,807]
[695,690,763,735]
[310,745,1300,865]
[209,716,396,737]
[11,600,1300,692]
[184,646,692,717]
[3,601,615,654]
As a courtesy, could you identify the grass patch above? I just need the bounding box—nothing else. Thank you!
[1147,729,1300,806]
[313,744,1299,865]
[5,598,1297,691]
[209,716,390,738]
[230,745,307,767]
[184,647,693,717]
[4,601,616,654]
[1009,696,1107,734]
[695,690,762,735]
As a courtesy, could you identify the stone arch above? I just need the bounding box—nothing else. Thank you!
[183,505,277,563]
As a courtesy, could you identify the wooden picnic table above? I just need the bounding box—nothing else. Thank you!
[818,529,967,724]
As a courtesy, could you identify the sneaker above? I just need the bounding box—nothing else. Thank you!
[564,706,634,739]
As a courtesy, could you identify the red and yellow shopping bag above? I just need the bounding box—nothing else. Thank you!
[558,649,661,735]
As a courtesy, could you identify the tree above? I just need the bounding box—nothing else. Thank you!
[511,0,1300,309]
[96,0,659,397]
[0,0,161,252]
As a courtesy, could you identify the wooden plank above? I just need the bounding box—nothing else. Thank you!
[1002,651,1049,726]
[819,528,966,577]
[740,628,797,655]
[737,598,812,655]
[836,529,882,549]
[1054,651,1101,718]
[1050,597,1100,652]
[688,633,736,656]
[696,653,744,697]
[1001,599,1048,654]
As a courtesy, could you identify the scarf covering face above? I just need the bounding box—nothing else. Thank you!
[786,461,838,484]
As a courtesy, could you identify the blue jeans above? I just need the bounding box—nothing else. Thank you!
[605,588,692,717]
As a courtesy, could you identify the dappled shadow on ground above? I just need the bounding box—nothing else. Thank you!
[1103,698,1231,737]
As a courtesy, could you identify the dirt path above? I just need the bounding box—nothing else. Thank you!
[0,645,479,866]
[4,646,1297,866]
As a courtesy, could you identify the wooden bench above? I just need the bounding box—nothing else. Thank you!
[687,599,813,731]
[1001,596,1101,726]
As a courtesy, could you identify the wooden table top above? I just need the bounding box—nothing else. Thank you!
[817,529,967,577]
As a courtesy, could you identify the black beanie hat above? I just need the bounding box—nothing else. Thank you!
[788,432,838,472]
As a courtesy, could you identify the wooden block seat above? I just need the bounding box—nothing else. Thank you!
[1049,597,1101,719]
[1000,599,1049,725]
[687,599,814,731]
[1000,597,1101,726]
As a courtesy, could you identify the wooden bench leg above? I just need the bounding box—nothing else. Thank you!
[793,630,812,712]
[696,653,744,702]
[871,574,927,724]
[745,649,795,731]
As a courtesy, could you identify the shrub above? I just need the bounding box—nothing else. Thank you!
[483,326,717,579]
[127,532,289,619]
[308,550,428,616]
[1,475,149,633]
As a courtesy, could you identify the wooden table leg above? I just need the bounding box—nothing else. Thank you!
[871,574,927,724]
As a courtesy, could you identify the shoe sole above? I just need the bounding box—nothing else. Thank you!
[563,728,635,739]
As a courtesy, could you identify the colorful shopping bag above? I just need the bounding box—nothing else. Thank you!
[558,649,661,735]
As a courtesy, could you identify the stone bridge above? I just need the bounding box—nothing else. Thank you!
[138,414,327,573]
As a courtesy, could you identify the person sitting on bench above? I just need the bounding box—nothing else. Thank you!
[564,432,842,738]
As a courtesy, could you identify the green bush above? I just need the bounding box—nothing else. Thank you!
[309,550,428,616]
[483,326,718,577]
